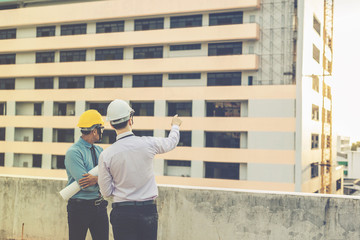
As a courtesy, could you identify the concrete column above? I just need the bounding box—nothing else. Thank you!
[4,152,14,167]
[153,159,165,176]
[240,163,247,180]
[192,100,205,117]
[54,51,60,63]
[6,101,15,116]
[240,132,248,149]
[154,129,165,138]
[124,20,134,32]
[123,75,132,88]
[163,45,169,58]
[74,129,81,143]
[87,23,96,34]
[124,48,133,60]
[43,101,53,116]
[203,13,209,26]
[85,76,94,89]
[241,101,248,117]
[191,161,204,178]
[54,77,59,89]
[75,101,86,116]
[5,127,14,141]
[155,100,166,117]
[41,154,52,169]
[43,128,53,143]
[55,25,61,36]
[87,49,95,62]
[164,16,170,29]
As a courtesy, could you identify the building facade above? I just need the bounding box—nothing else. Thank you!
[0,0,342,193]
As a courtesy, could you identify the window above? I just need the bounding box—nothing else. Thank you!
[34,103,42,116]
[54,102,75,116]
[313,15,321,35]
[206,101,241,117]
[52,155,65,169]
[0,54,15,64]
[33,128,43,142]
[168,73,201,80]
[167,102,192,116]
[96,21,124,33]
[61,24,86,35]
[60,50,86,62]
[35,77,53,89]
[0,153,4,166]
[0,28,16,39]
[170,44,201,51]
[87,102,110,116]
[326,110,331,124]
[135,18,164,31]
[133,130,154,137]
[311,162,319,178]
[166,130,192,146]
[37,26,55,37]
[170,15,202,28]
[134,46,163,59]
[0,128,5,141]
[312,104,319,121]
[0,78,15,89]
[247,77,253,86]
[95,75,123,88]
[312,75,319,92]
[207,72,241,86]
[205,162,240,180]
[313,44,320,63]
[131,102,154,116]
[206,132,240,148]
[36,52,55,63]
[311,134,319,149]
[336,178,342,191]
[32,154,42,168]
[0,102,5,115]
[102,130,117,144]
[96,48,123,61]
[209,11,243,26]
[208,42,242,56]
[165,160,191,177]
[133,74,162,87]
[53,129,74,143]
[59,77,85,89]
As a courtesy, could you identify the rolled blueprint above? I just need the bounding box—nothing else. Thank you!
[59,166,98,201]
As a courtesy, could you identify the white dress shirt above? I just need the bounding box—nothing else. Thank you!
[98,125,180,202]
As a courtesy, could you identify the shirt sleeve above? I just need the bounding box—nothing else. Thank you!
[98,152,114,197]
[151,124,180,154]
[65,148,97,192]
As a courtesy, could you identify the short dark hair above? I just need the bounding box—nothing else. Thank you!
[111,121,128,130]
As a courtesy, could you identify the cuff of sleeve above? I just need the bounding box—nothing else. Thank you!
[171,124,180,130]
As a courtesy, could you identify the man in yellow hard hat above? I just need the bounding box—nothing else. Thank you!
[64,109,109,240]
[98,99,182,240]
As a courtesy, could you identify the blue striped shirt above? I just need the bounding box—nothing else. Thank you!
[65,137,103,200]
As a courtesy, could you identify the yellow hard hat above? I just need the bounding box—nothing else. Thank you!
[77,110,104,128]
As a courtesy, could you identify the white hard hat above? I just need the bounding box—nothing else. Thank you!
[106,99,134,124]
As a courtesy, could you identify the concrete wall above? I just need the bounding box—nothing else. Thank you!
[0,175,360,240]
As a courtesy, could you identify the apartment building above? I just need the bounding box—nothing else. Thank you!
[0,0,342,193]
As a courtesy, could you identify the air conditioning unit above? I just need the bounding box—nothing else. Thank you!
[23,136,29,141]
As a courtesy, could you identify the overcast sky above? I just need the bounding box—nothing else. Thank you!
[332,0,360,142]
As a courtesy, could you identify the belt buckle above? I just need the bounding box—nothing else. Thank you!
[94,197,103,206]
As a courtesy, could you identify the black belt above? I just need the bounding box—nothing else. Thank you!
[112,200,155,208]
[69,197,104,206]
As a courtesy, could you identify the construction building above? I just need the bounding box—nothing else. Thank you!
[0,0,342,193]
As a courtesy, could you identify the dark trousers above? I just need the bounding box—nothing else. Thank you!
[110,204,158,240]
[67,199,109,240]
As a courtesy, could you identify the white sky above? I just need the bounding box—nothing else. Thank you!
[332,0,360,143]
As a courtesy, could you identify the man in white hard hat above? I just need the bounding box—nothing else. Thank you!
[98,99,182,240]
[65,109,109,240]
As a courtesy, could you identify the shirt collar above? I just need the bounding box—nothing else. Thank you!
[116,131,134,141]
[79,137,94,148]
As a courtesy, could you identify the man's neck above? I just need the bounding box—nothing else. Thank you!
[115,126,132,136]
[81,135,95,145]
